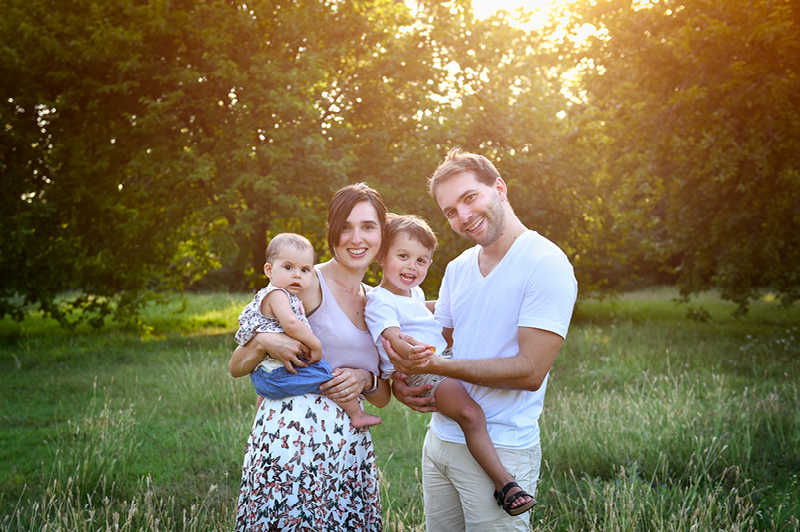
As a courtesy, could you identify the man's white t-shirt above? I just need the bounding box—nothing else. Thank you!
[365,286,448,380]
[432,230,578,450]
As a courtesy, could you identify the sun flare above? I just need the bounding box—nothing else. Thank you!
[471,0,563,27]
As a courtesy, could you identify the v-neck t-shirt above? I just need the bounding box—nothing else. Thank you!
[432,230,578,449]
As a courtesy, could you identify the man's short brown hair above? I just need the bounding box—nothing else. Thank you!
[428,148,501,203]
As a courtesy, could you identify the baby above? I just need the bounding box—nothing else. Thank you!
[235,232,382,428]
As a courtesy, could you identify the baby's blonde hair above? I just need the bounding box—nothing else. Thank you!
[266,233,315,264]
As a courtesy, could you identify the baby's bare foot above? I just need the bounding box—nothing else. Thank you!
[350,413,383,428]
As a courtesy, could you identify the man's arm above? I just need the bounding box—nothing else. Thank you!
[425,300,436,314]
[386,326,564,392]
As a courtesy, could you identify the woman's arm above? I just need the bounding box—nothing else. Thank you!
[228,332,310,377]
[364,374,391,408]
[228,341,264,378]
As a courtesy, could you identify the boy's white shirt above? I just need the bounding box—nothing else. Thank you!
[432,230,578,450]
[365,285,449,380]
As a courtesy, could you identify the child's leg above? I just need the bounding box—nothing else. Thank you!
[335,397,382,428]
[435,379,533,510]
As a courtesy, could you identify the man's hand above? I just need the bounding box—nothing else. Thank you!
[391,372,437,413]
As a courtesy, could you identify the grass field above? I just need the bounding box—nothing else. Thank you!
[0,288,798,531]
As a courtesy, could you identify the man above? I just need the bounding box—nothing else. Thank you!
[387,148,578,531]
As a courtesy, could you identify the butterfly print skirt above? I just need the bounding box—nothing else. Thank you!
[235,394,382,531]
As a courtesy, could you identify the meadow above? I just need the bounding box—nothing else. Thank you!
[0,288,798,531]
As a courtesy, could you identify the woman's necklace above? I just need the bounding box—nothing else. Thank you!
[322,262,366,315]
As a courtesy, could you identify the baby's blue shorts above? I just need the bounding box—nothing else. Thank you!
[250,360,333,399]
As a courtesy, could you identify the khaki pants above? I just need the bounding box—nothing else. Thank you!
[422,429,541,532]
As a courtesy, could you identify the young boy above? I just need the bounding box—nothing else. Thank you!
[365,215,536,515]
[235,232,382,428]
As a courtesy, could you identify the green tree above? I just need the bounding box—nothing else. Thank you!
[563,0,800,312]
[396,3,619,296]
[3,0,651,326]
[0,0,443,325]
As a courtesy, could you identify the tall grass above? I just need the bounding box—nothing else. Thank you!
[536,372,799,531]
[1,288,798,531]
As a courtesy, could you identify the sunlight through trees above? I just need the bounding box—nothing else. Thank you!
[1,0,798,325]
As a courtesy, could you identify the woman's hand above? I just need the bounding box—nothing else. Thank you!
[255,332,311,374]
[228,332,309,377]
[391,372,437,413]
[320,367,370,403]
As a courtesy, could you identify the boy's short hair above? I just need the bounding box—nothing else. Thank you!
[265,233,315,264]
[380,214,437,260]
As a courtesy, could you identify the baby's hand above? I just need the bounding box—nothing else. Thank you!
[307,348,323,364]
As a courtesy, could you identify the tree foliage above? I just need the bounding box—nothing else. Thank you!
[2,0,798,326]
[563,0,800,312]
[0,0,450,324]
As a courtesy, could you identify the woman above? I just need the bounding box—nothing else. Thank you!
[229,183,391,531]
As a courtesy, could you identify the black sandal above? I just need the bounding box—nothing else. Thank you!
[494,481,537,516]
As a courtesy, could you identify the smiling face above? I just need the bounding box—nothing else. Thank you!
[264,246,316,295]
[379,232,433,297]
[333,201,382,271]
[435,171,507,247]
